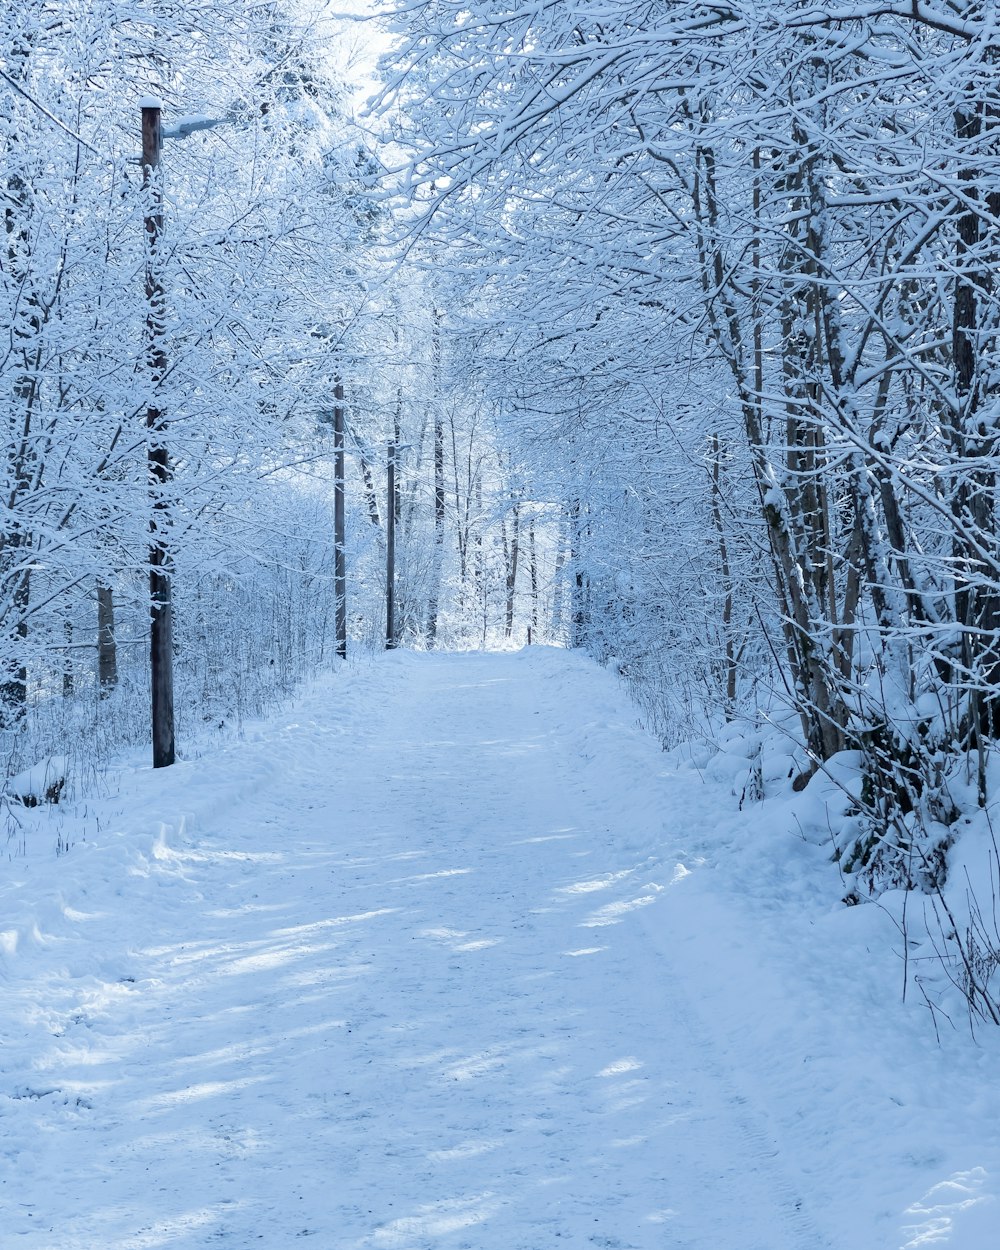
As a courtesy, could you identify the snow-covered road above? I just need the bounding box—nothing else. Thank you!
[3,650,998,1248]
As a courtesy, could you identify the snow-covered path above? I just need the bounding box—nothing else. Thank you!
[3,650,998,1248]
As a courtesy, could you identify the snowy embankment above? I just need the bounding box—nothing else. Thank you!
[1,648,997,1249]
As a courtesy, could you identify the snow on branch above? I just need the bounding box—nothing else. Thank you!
[161,113,238,140]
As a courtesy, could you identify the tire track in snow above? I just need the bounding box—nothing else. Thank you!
[636,932,835,1250]
[312,650,837,1250]
[4,649,842,1249]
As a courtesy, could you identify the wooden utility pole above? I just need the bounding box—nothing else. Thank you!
[333,379,347,659]
[385,442,397,649]
[142,101,175,767]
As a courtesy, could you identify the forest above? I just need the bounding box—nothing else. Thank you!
[7,1,1000,1011]
[4,4,1000,1244]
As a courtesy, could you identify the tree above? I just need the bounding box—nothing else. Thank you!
[376,0,1000,890]
[0,0,381,769]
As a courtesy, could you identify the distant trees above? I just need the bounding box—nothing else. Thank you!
[0,0,388,768]
[0,0,579,786]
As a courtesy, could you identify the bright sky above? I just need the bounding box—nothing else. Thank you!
[326,1,394,112]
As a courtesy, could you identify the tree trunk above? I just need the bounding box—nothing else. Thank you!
[569,499,588,648]
[333,380,347,659]
[386,442,397,650]
[426,311,445,645]
[505,503,520,637]
[528,520,539,641]
[97,581,118,695]
[951,79,1000,742]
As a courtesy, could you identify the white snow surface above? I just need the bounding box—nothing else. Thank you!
[2,648,998,1248]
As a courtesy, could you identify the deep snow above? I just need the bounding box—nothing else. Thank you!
[1,648,997,1248]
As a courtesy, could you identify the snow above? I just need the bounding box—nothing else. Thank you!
[161,115,230,140]
[2,648,998,1247]
[4,755,70,806]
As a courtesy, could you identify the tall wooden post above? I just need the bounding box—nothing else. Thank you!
[333,379,347,659]
[386,442,397,650]
[143,101,175,767]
